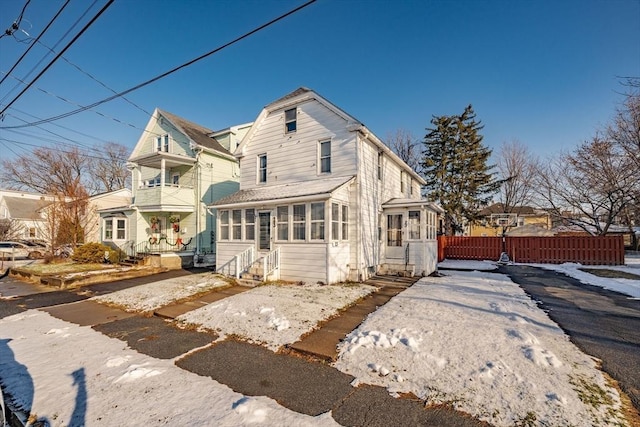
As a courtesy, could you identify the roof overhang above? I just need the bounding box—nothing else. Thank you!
[382,198,444,213]
[129,152,196,168]
[136,205,195,213]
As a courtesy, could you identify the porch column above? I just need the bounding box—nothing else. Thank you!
[160,158,166,187]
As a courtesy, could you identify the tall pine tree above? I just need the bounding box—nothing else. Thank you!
[422,105,500,235]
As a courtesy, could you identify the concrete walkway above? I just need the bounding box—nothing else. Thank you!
[3,273,489,426]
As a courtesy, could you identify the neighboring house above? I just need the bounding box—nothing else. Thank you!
[468,203,552,236]
[85,189,132,243]
[101,108,251,268]
[210,87,442,285]
[0,189,54,241]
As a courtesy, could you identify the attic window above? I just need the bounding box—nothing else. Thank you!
[285,108,297,133]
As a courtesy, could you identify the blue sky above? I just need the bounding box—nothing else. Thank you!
[1,0,638,164]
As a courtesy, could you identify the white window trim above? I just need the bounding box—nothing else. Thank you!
[257,154,267,184]
[318,139,331,175]
[104,217,127,242]
[285,108,297,134]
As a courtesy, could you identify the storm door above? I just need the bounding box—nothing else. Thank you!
[258,212,271,251]
[386,213,404,259]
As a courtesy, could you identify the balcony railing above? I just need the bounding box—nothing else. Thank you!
[134,185,194,208]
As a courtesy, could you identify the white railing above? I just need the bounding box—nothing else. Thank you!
[262,247,280,281]
[217,246,254,279]
[235,246,255,279]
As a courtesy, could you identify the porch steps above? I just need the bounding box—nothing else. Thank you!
[378,262,416,277]
[120,254,147,266]
[238,258,265,287]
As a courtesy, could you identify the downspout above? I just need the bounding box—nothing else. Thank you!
[194,146,204,255]
[355,132,362,281]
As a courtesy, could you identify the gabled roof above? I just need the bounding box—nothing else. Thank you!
[157,109,232,157]
[210,175,355,208]
[2,196,51,220]
[236,87,425,184]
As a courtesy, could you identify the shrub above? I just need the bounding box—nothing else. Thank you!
[71,243,119,264]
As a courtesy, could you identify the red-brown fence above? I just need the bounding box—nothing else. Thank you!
[437,235,625,265]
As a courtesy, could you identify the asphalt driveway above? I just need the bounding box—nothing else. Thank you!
[499,264,640,413]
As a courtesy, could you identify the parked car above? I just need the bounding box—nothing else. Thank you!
[0,241,44,259]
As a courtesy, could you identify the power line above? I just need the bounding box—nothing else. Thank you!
[0,0,100,105]
[0,136,128,162]
[0,0,114,116]
[0,0,318,130]
[0,0,31,39]
[0,0,70,87]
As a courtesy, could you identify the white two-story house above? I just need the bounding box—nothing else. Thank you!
[100,108,251,268]
[211,88,442,284]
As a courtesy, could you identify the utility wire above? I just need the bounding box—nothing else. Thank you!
[0,0,70,87]
[0,0,114,116]
[1,0,100,105]
[0,0,317,129]
[0,0,31,39]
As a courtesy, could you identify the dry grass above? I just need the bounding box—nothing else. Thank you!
[16,261,112,275]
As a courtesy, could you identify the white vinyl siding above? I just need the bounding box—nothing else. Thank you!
[239,100,357,189]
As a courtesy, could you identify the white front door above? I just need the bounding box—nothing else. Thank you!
[386,213,404,259]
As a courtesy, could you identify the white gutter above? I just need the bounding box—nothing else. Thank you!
[210,193,331,210]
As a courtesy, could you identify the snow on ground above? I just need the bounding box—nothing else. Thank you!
[437,259,498,271]
[0,310,339,427]
[92,272,231,312]
[334,271,625,427]
[2,263,634,426]
[177,283,376,351]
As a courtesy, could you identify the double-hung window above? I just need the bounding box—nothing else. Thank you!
[220,211,229,240]
[277,206,289,241]
[156,134,169,152]
[245,209,255,240]
[400,171,405,194]
[292,204,306,240]
[310,202,325,240]
[285,108,297,133]
[105,219,113,240]
[331,203,340,240]
[258,154,267,183]
[319,140,331,174]
[232,209,242,240]
[408,211,420,239]
[116,219,126,240]
[341,205,348,240]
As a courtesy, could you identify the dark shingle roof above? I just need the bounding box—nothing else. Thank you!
[158,109,232,157]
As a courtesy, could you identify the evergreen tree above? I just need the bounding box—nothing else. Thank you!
[421,105,500,235]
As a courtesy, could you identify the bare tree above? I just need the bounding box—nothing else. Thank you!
[496,140,537,212]
[1,146,90,195]
[533,137,636,235]
[385,129,421,173]
[0,218,24,241]
[88,142,131,193]
[608,87,640,171]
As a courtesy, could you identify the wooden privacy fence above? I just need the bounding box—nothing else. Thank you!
[438,235,625,265]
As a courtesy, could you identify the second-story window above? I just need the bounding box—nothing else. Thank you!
[258,154,267,183]
[319,140,331,174]
[156,134,169,152]
[285,108,297,133]
[400,171,405,194]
